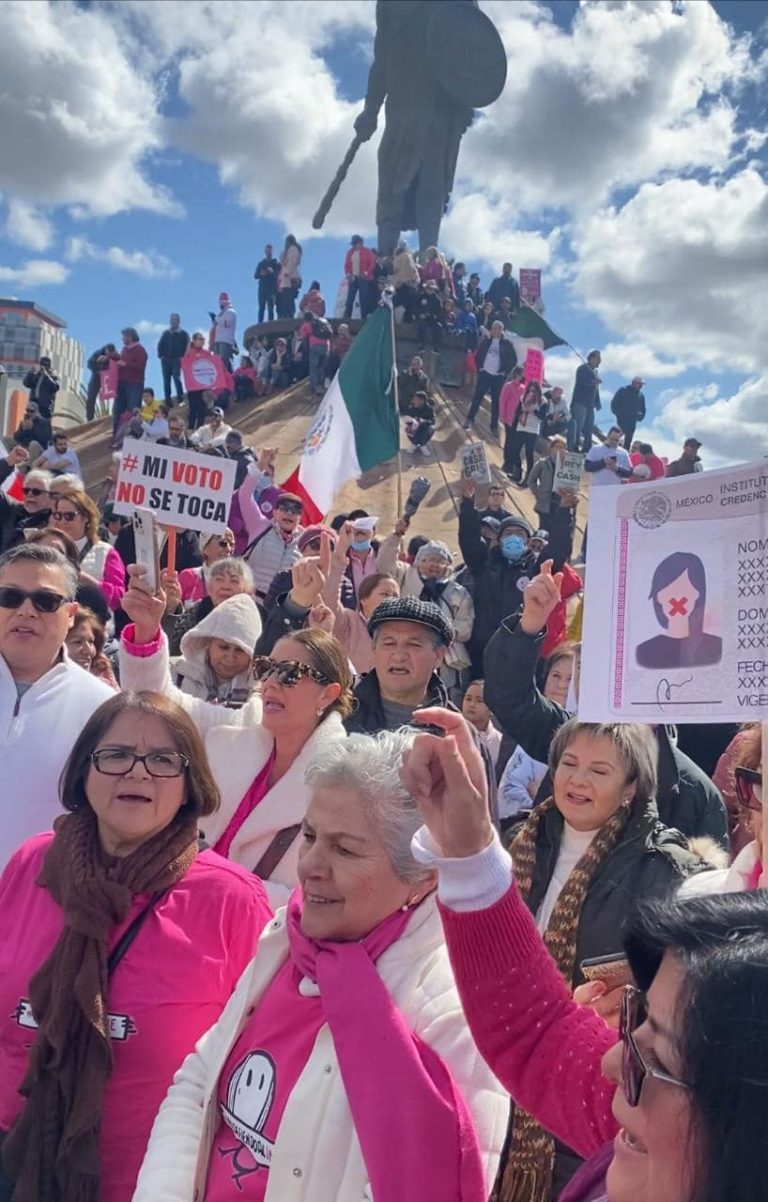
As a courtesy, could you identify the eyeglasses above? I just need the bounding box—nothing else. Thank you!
[302,539,322,552]
[620,987,689,1107]
[22,487,48,498]
[735,767,762,813]
[252,656,330,686]
[276,502,302,516]
[212,538,232,549]
[51,511,82,524]
[91,749,189,778]
[0,586,70,614]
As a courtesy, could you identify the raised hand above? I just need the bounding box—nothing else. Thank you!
[460,475,476,500]
[520,558,563,636]
[289,556,326,610]
[122,564,167,643]
[308,601,334,634]
[160,568,182,613]
[6,445,28,467]
[332,521,354,560]
[400,707,493,858]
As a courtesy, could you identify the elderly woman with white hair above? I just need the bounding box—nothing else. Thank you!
[378,535,474,699]
[162,556,255,655]
[133,729,508,1202]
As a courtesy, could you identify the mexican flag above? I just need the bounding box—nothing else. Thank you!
[281,304,399,524]
[506,304,567,365]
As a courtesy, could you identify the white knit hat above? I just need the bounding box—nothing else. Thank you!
[179,593,262,662]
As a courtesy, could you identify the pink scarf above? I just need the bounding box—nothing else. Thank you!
[748,859,763,890]
[286,892,486,1202]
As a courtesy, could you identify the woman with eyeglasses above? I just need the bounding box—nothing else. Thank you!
[681,725,763,897]
[0,450,52,551]
[134,729,507,1202]
[402,707,768,1202]
[0,691,272,1202]
[120,569,352,905]
[49,489,126,611]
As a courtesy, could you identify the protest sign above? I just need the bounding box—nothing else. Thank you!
[554,451,583,494]
[461,442,492,484]
[580,459,768,723]
[524,347,544,384]
[519,269,542,304]
[99,360,118,403]
[181,347,233,393]
[113,438,237,535]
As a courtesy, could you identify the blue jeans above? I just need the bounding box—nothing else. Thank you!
[213,342,234,372]
[309,344,328,393]
[569,403,594,452]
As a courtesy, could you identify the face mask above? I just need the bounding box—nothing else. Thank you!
[352,538,372,554]
[255,472,273,493]
[500,535,526,562]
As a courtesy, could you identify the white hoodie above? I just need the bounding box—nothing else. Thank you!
[0,651,113,868]
[170,594,262,708]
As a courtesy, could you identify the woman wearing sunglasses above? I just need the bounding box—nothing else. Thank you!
[0,691,272,1202]
[681,725,763,898]
[49,489,126,612]
[121,569,353,906]
[402,707,768,1202]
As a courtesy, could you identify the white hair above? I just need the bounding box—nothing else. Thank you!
[25,469,52,488]
[304,730,433,884]
[208,556,254,590]
[49,473,84,492]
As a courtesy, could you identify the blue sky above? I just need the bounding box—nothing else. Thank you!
[0,0,765,465]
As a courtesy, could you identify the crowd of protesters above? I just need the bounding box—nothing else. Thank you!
[0,222,755,1202]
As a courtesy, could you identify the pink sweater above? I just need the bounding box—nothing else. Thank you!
[440,884,617,1159]
[499,380,524,428]
[0,834,273,1202]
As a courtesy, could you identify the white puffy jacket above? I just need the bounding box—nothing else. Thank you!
[133,895,507,1202]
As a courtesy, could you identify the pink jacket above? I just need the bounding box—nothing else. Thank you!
[440,883,617,1160]
[80,542,126,611]
[499,380,524,427]
[0,834,272,1202]
[321,556,375,674]
[178,565,207,605]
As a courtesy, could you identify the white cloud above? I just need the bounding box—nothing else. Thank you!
[0,259,69,287]
[0,0,178,218]
[3,200,53,252]
[600,343,687,381]
[440,195,561,275]
[572,170,768,374]
[65,238,179,279]
[134,319,167,337]
[644,374,768,467]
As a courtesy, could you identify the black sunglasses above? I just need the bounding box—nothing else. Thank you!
[276,501,303,516]
[0,586,70,614]
[252,656,329,686]
[735,767,762,812]
[22,487,48,498]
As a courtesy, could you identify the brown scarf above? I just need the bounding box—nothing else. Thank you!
[2,806,198,1202]
[493,798,631,1202]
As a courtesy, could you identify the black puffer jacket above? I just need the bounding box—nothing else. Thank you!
[344,668,453,735]
[484,614,728,845]
[458,497,539,653]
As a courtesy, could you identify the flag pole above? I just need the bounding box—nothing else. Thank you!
[519,299,586,364]
[387,298,404,516]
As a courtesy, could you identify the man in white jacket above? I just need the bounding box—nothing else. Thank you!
[0,543,113,867]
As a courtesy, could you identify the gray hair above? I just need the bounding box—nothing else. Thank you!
[48,473,84,492]
[208,556,254,590]
[25,469,52,489]
[0,543,78,599]
[304,729,433,885]
[549,719,657,808]
[415,540,453,567]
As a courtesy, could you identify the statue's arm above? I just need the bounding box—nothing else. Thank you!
[355,4,387,140]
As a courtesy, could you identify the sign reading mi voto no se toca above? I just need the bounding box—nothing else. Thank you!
[113,438,237,535]
[580,458,768,723]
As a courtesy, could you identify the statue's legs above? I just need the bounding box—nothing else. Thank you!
[415,172,446,253]
[377,221,402,259]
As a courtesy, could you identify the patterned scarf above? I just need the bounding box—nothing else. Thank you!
[3,806,198,1202]
[493,798,632,1202]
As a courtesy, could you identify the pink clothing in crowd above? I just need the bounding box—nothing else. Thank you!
[299,320,330,351]
[629,451,666,481]
[0,834,273,1202]
[213,750,275,860]
[343,245,376,280]
[206,957,325,1201]
[440,882,617,1160]
[321,555,376,674]
[93,544,127,610]
[499,380,524,428]
[179,565,207,606]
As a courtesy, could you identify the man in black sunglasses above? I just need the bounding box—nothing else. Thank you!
[11,402,52,462]
[0,544,114,868]
[0,448,53,552]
